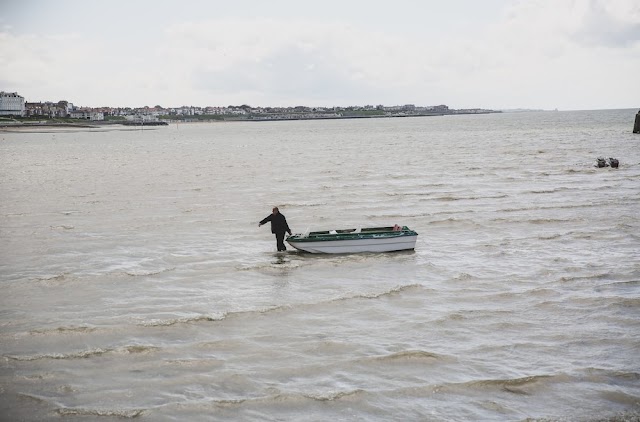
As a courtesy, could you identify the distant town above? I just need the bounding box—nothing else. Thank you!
[0,91,500,126]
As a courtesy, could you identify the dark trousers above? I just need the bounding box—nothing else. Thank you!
[275,232,287,251]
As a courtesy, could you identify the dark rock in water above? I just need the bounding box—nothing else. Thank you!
[596,157,608,168]
[608,158,619,168]
[634,110,640,133]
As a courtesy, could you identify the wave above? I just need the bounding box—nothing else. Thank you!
[236,260,306,272]
[5,345,159,361]
[204,370,640,409]
[492,217,583,225]
[428,196,465,202]
[163,357,224,367]
[436,194,509,201]
[536,295,640,312]
[558,273,616,283]
[384,189,448,197]
[34,273,71,283]
[574,368,640,396]
[386,193,510,202]
[237,251,417,272]
[123,267,176,277]
[587,369,640,382]
[526,187,573,194]
[17,373,56,381]
[611,297,640,308]
[32,266,176,283]
[301,389,365,402]
[599,280,640,288]
[383,191,432,198]
[528,287,561,297]
[385,173,417,180]
[365,211,433,219]
[277,202,327,208]
[466,374,556,388]
[500,203,593,213]
[528,218,582,225]
[56,407,146,418]
[138,314,227,327]
[438,312,466,322]
[170,389,367,410]
[28,326,97,336]
[13,387,54,402]
[49,224,75,230]
[136,285,426,329]
[434,308,515,324]
[331,284,425,302]
[139,304,297,328]
[384,191,509,199]
[438,374,569,396]
[427,217,485,227]
[599,391,640,407]
[368,349,450,363]
[538,233,563,240]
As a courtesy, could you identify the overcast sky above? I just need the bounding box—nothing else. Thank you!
[1,0,638,110]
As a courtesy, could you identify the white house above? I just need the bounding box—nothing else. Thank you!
[0,92,25,116]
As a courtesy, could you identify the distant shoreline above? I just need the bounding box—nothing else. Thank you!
[171,110,502,123]
[242,112,450,122]
[0,110,503,131]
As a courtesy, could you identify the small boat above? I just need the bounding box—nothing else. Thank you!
[286,225,418,254]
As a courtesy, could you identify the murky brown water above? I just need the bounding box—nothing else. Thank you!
[1,110,639,421]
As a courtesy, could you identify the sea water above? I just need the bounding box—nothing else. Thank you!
[1,110,639,421]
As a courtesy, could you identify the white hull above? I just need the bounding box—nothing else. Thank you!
[287,235,417,254]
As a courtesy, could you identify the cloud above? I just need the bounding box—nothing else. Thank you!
[157,19,427,106]
[434,0,640,108]
[1,0,638,109]
[569,0,640,47]
[192,45,374,106]
[154,2,639,109]
[0,30,146,105]
[497,0,640,48]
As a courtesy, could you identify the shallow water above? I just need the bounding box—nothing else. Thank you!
[1,110,639,421]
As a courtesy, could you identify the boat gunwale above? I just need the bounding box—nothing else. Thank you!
[287,226,418,243]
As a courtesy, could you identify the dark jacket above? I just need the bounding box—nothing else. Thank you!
[260,213,291,234]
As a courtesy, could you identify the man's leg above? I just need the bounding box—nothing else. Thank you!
[275,232,286,251]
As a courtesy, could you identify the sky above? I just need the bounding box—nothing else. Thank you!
[0,0,638,110]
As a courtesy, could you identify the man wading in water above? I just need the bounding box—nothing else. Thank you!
[259,207,292,251]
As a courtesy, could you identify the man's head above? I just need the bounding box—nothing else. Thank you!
[272,207,279,215]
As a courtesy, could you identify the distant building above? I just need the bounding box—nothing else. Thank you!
[432,105,449,112]
[125,114,158,123]
[69,110,104,120]
[0,91,26,116]
[25,100,72,118]
[384,105,404,112]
